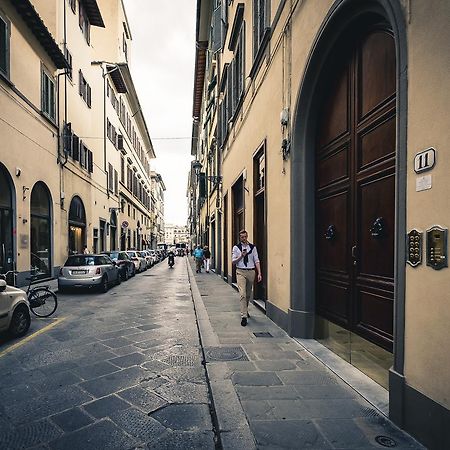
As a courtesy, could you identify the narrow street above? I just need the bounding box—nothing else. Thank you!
[0,259,215,449]
[0,257,423,449]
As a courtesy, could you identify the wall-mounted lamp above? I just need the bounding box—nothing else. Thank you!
[15,167,21,177]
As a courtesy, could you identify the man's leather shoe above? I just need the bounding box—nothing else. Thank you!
[241,317,247,327]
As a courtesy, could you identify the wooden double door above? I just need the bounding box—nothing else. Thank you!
[316,24,396,352]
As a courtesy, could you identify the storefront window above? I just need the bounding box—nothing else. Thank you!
[69,196,86,255]
[30,182,52,278]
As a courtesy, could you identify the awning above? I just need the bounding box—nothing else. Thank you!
[80,0,105,28]
[11,0,69,69]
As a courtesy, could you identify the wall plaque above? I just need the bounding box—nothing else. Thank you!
[414,147,436,173]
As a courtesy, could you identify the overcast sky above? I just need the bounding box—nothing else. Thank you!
[123,0,196,226]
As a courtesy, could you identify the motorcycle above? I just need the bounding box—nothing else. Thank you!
[168,254,175,269]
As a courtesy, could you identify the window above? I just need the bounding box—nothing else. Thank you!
[64,47,73,79]
[253,0,268,57]
[79,70,91,107]
[123,33,128,61]
[0,14,10,78]
[79,1,90,44]
[108,163,114,192]
[114,170,118,194]
[232,26,244,112]
[121,157,125,182]
[41,69,55,121]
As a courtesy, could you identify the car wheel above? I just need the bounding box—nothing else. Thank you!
[101,276,109,293]
[123,269,129,281]
[9,305,30,338]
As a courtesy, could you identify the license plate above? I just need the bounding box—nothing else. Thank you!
[72,270,86,274]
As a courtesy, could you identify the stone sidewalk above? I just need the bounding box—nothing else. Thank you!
[186,258,424,450]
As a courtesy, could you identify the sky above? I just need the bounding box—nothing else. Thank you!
[123,0,197,226]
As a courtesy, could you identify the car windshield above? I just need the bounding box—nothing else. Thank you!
[109,252,119,259]
[127,252,136,257]
[65,256,106,266]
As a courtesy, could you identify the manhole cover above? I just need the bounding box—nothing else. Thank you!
[205,346,248,362]
[253,332,273,338]
[375,436,397,447]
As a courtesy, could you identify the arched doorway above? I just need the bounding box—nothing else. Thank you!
[290,0,407,389]
[110,210,117,251]
[30,182,52,279]
[0,165,14,276]
[68,196,86,255]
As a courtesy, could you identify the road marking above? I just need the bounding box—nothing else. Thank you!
[0,317,66,358]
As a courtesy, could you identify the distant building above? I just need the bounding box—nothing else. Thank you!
[165,224,189,246]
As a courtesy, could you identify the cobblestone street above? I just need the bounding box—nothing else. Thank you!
[0,257,425,449]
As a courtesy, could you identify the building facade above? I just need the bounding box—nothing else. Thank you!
[0,0,159,285]
[165,224,189,246]
[190,1,450,448]
[151,172,166,246]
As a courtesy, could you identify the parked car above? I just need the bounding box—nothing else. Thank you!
[58,254,121,293]
[125,251,146,273]
[140,251,153,268]
[148,250,158,266]
[102,251,135,280]
[0,279,31,338]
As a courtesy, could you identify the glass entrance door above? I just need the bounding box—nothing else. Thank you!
[0,209,13,275]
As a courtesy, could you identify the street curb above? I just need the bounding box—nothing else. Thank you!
[186,258,257,450]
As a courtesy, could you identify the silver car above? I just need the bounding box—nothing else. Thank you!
[58,254,121,293]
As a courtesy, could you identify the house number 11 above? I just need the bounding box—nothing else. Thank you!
[414,148,436,174]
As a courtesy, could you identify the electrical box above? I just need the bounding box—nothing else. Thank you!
[407,229,422,267]
[426,226,448,270]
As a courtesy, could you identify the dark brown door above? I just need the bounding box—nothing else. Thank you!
[254,150,266,301]
[316,25,396,352]
[223,193,228,279]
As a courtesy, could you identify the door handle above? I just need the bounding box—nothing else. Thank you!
[351,245,357,266]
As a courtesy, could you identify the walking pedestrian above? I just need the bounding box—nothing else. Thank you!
[193,245,204,273]
[232,230,262,326]
[203,246,211,273]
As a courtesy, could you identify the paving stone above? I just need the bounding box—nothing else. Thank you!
[316,418,375,448]
[154,381,209,404]
[251,420,332,449]
[137,324,162,331]
[39,361,80,375]
[72,361,120,380]
[31,370,83,392]
[231,371,283,386]
[96,327,141,340]
[149,430,215,449]
[240,400,276,420]
[50,407,93,432]
[161,366,206,383]
[277,370,338,385]
[0,383,40,403]
[117,386,167,412]
[236,385,301,401]
[141,359,171,372]
[83,394,130,418]
[253,360,297,371]
[1,368,48,389]
[0,419,62,450]
[150,404,212,432]
[109,352,146,368]
[5,385,93,424]
[135,339,165,349]
[110,407,166,444]
[110,344,142,356]
[226,361,257,372]
[101,336,133,349]
[295,384,357,399]
[49,419,138,450]
[79,366,148,397]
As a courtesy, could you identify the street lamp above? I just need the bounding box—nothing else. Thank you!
[191,160,222,184]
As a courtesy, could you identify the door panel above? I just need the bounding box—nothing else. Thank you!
[316,25,395,352]
[359,31,396,118]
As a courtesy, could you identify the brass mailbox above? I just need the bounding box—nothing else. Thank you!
[426,226,448,270]
[407,229,422,267]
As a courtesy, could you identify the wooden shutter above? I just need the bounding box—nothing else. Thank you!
[87,150,93,173]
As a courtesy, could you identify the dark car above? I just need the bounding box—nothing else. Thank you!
[102,251,135,281]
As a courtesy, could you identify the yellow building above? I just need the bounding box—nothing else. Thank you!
[191,1,450,448]
[0,0,157,285]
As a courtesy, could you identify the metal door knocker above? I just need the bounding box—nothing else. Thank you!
[370,217,385,238]
[324,225,336,240]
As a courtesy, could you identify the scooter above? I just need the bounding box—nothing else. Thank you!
[168,254,175,269]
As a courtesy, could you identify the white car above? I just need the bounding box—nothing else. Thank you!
[0,279,31,338]
[126,251,146,273]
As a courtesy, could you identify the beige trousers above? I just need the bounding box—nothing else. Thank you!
[236,268,255,318]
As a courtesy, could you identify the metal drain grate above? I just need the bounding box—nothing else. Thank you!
[253,332,273,338]
[205,346,249,362]
[375,436,397,447]
[161,355,200,366]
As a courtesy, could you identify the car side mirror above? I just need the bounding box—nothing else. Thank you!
[0,280,7,292]
[112,260,117,266]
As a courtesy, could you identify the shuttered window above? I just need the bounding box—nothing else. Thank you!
[41,69,55,121]
[0,14,10,78]
[253,0,267,57]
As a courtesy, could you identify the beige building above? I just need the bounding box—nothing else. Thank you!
[151,171,166,245]
[165,223,189,246]
[0,0,157,285]
[190,1,450,448]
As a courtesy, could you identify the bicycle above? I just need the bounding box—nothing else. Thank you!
[1,270,58,318]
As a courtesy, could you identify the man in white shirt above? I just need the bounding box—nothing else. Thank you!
[232,230,262,326]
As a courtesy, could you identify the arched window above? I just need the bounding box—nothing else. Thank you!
[0,165,14,275]
[30,182,52,278]
[68,196,86,254]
